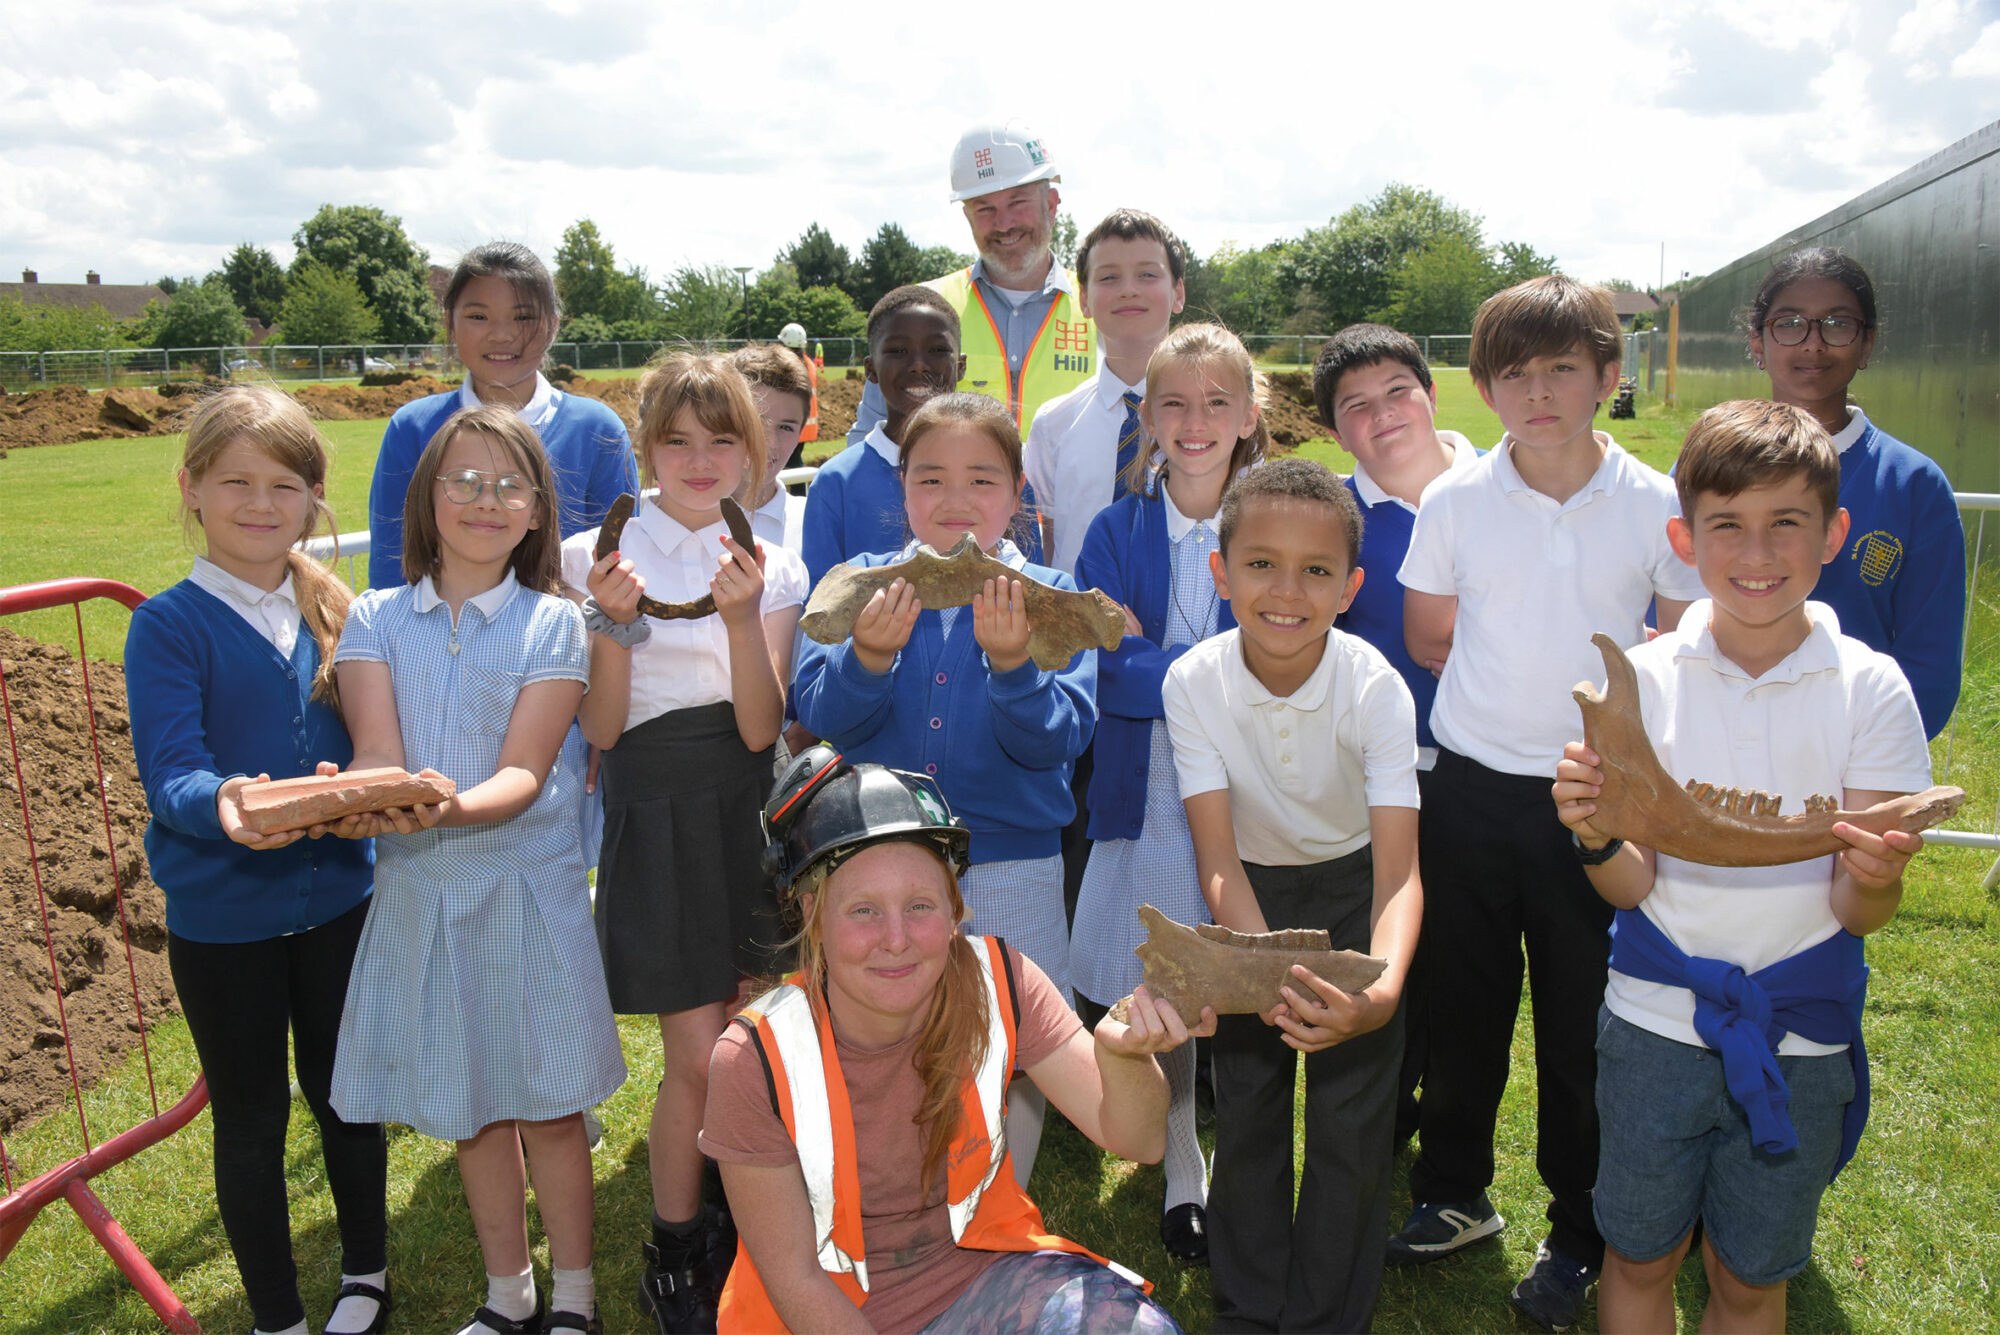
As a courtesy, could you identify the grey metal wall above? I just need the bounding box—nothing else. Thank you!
[1673,119,2000,492]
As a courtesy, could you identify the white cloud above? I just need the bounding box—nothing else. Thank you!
[1952,21,2000,77]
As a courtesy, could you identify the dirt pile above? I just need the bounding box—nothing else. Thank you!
[0,384,185,450]
[1261,371,1328,452]
[0,627,175,1135]
[291,376,461,421]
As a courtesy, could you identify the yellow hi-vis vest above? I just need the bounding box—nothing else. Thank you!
[927,269,1094,435]
[716,936,1138,1333]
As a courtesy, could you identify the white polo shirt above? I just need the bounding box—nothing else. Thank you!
[1604,601,1931,1055]
[1024,361,1148,577]
[1398,433,1704,778]
[750,486,807,555]
[561,499,808,732]
[1163,627,1420,867]
[190,556,300,657]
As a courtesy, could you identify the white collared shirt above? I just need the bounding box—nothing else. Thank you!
[1163,628,1420,866]
[1830,404,1868,454]
[561,500,809,731]
[863,423,900,471]
[751,486,808,555]
[456,372,560,430]
[1024,361,1147,577]
[412,568,520,623]
[190,557,301,658]
[1161,485,1217,545]
[1604,601,1930,1055]
[1398,432,1705,777]
[1348,430,1479,515]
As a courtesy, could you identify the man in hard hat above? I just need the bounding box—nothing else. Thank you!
[846,120,1095,446]
[777,322,819,468]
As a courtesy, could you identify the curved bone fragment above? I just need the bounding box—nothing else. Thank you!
[1106,904,1387,1023]
[239,767,457,834]
[1573,632,1965,867]
[593,493,756,622]
[798,535,1126,670]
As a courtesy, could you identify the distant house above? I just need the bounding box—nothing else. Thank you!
[0,270,167,321]
[1613,289,1661,329]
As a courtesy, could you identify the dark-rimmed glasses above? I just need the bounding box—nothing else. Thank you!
[437,468,533,510]
[1764,315,1865,347]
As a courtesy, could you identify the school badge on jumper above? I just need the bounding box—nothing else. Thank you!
[1852,529,1904,585]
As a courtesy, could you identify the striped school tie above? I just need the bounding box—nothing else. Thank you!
[1115,390,1142,499]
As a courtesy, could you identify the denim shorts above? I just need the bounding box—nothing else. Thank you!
[1592,1007,1855,1287]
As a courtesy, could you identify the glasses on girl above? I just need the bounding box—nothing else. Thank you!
[437,468,533,510]
[1764,315,1864,347]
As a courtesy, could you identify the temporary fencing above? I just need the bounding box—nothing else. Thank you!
[0,577,207,1334]
[1933,493,2000,886]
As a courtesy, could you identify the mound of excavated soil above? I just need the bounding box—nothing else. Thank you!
[0,377,468,453]
[1262,371,1329,452]
[289,376,461,421]
[0,627,175,1136]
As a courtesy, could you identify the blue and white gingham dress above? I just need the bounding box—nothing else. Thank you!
[330,577,626,1140]
[1071,522,1221,1008]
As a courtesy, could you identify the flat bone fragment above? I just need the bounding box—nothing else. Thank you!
[239,767,458,834]
[799,535,1126,671]
[1105,904,1388,1023]
[1573,632,1965,867]
[593,493,756,622]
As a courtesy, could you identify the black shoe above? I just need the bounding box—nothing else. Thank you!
[1510,1241,1599,1332]
[691,1200,738,1299]
[454,1290,544,1335]
[639,1241,717,1335]
[542,1305,603,1335]
[325,1277,391,1335]
[1160,1202,1209,1265]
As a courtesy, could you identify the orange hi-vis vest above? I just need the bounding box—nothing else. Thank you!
[927,269,1094,436]
[717,936,1137,1333]
[800,355,820,444]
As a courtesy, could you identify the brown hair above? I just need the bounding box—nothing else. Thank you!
[729,343,814,417]
[1467,274,1621,388]
[1076,207,1188,285]
[1674,399,1840,521]
[1131,323,1269,495]
[635,350,767,486]
[1217,455,1364,568]
[178,385,352,709]
[444,241,561,357]
[792,845,992,1199]
[898,392,1037,550]
[400,405,565,594]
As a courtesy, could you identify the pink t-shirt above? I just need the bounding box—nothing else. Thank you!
[699,947,1082,1334]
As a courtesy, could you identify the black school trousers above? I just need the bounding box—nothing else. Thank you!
[1209,847,1403,1334]
[1407,747,1611,1266]
[167,897,387,1333]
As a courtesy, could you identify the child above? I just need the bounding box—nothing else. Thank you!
[1744,247,1965,737]
[125,385,386,1335]
[1554,399,1934,1334]
[330,405,626,1335]
[1025,207,1187,577]
[800,285,966,585]
[793,391,1096,1187]
[1392,276,1706,1331]
[367,241,638,590]
[1312,323,1480,1147]
[1162,457,1422,1332]
[1070,322,1257,1264]
[560,352,808,1335]
[728,342,813,553]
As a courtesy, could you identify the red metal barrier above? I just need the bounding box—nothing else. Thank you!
[0,577,207,1333]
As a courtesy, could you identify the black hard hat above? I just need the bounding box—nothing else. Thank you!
[761,745,970,893]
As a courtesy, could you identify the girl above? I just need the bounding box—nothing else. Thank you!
[793,391,1097,1188]
[125,385,388,1335]
[558,352,808,1335]
[1070,323,1264,1264]
[330,405,626,1335]
[365,242,638,591]
[1743,248,1965,739]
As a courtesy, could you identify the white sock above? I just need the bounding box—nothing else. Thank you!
[254,1322,308,1335]
[1159,1039,1210,1212]
[325,1269,387,1334]
[480,1268,537,1324]
[550,1265,596,1319]
[1006,1082,1047,1190]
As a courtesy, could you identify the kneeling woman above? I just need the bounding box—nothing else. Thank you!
[700,750,1212,1334]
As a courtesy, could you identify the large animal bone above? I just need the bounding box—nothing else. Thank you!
[799,535,1125,670]
[239,767,457,834]
[1106,904,1387,1022]
[593,493,757,622]
[1573,632,1964,867]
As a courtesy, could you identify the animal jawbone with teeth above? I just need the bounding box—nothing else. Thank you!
[1572,632,1964,868]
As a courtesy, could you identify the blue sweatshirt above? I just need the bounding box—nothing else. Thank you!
[125,582,374,944]
[1339,476,1443,750]
[1074,491,1235,841]
[366,389,637,590]
[794,550,1096,864]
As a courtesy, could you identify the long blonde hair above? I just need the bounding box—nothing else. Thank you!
[177,385,351,709]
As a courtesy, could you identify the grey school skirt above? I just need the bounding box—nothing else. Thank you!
[595,702,780,1014]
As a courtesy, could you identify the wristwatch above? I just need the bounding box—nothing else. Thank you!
[1572,831,1625,865]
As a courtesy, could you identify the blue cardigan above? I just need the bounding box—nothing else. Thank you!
[1074,492,1235,841]
[125,582,374,944]
[366,389,637,590]
[793,550,1096,864]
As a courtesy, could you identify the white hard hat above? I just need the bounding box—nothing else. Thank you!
[948,121,1059,203]
[778,322,807,348]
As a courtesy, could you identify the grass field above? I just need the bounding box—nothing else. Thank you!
[1,379,1996,1332]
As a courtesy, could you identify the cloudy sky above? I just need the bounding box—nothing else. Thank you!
[5,0,1998,305]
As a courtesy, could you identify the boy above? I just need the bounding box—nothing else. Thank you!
[1163,457,1423,1333]
[729,343,813,553]
[800,286,966,585]
[1393,276,1706,1330]
[1554,399,1932,1333]
[1314,322,1480,1150]
[1024,207,1187,577]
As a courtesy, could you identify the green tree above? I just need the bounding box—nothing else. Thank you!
[914,245,973,280]
[1381,236,1498,335]
[657,265,745,341]
[1182,243,1291,332]
[0,295,132,352]
[780,224,853,298]
[1492,241,1558,288]
[289,204,440,342]
[558,312,616,345]
[136,278,248,349]
[1050,210,1078,270]
[743,264,867,341]
[153,275,183,295]
[853,223,924,311]
[1282,183,1488,330]
[274,262,379,346]
[553,219,660,325]
[217,244,288,324]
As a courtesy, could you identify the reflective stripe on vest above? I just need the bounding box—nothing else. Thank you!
[801,357,820,442]
[927,269,1094,434]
